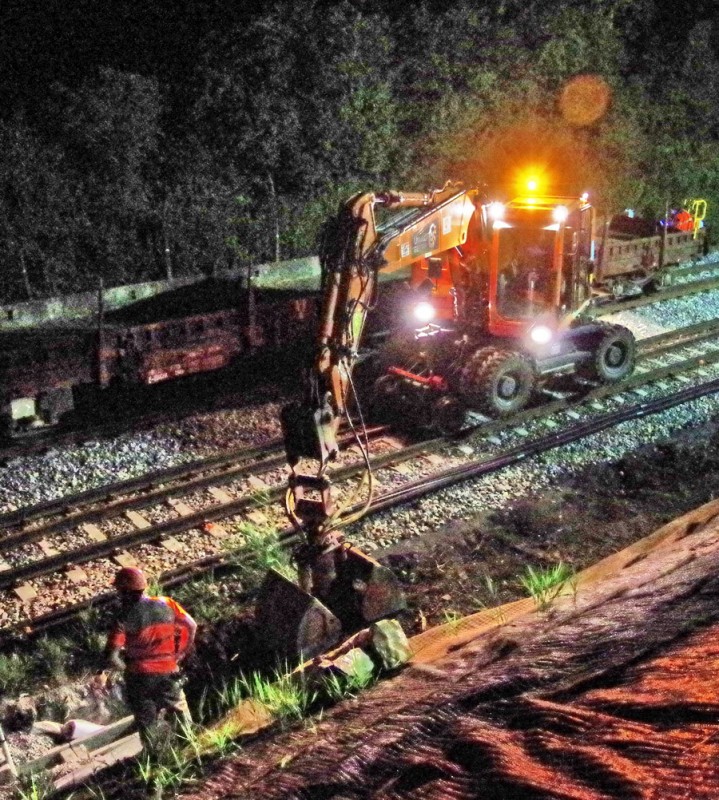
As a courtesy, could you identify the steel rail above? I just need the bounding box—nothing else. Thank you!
[0,437,286,530]
[0,426,388,553]
[4,340,719,594]
[590,273,719,316]
[2,314,713,536]
[13,356,719,640]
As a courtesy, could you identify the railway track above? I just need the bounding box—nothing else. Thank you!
[589,259,719,315]
[0,256,716,464]
[5,316,719,636]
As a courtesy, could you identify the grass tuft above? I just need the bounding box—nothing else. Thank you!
[519,562,573,611]
[226,522,295,583]
[34,636,71,681]
[16,771,53,800]
[174,577,228,624]
[238,668,316,724]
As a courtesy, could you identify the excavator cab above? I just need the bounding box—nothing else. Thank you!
[486,194,595,338]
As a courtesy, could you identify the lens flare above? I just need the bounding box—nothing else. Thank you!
[559,74,611,127]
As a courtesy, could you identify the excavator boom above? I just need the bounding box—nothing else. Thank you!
[263,182,483,657]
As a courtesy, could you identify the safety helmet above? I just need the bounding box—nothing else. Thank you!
[113,567,148,592]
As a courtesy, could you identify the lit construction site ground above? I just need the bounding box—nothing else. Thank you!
[181,497,719,800]
[3,294,719,797]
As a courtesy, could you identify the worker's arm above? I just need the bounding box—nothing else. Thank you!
[167,598,197,661]
[103,625,126,671]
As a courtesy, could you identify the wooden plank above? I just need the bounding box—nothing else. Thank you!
[52,732,142,792]
[38,539,59,557]
[59,744,91,765]
[112,552,137,568]
[0,717,136,777]
[65,567,88,584]
[209,487,234,505]
[159,537,184,553]
[203,522,228,538]
[167,499,195,517]
[245,510,268,526]
[13,584,37,603]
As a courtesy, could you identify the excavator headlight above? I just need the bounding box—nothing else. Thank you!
[553,205,569,223]
[488,202,505,221]
[414,301,436,323]
[529,324,553,345]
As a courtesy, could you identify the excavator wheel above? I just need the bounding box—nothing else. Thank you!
[581,323,636,383]
[461,347,534,417]
[368,374,403,424]
[369,373,433,431]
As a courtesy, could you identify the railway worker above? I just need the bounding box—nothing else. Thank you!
[103,567,197,755]
[673,207,694,232]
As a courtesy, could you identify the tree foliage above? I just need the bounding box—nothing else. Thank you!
[0,0,716,301]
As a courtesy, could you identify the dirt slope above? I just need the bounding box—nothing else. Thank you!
[183,501,719,799]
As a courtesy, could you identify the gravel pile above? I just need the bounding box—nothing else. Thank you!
[0,399,286,514]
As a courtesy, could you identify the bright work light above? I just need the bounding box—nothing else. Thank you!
[553,205,569,223]
[413,301,436,323]
[530,324,553,345]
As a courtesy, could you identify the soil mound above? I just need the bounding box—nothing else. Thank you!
[184,501,719,799]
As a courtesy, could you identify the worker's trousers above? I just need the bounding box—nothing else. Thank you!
[124,672,192,756]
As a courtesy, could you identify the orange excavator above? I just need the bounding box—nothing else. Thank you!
[257,181,636,657]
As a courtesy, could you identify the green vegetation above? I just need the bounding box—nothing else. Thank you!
[323,657,376,701]
[0,652,33,695]
[173,577,229,625]
[76,606,109,666]
[34,636,72,681]
[520,562,574,611]
[238,669,317,725]
[0,2,716,302]
[226,522,295,583]
[476,574,508,625]
[15,771,53,800]
[441,609,463,632]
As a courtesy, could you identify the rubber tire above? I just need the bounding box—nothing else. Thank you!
[462,348,534,417]
[584,324,636,383]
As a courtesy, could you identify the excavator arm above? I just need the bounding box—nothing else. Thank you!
[282,183,480,474]
[282,189,441,470]
[259,183,481,658]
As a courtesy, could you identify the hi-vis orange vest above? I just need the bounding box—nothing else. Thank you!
[108,596,196,674]
[675,210,694,232]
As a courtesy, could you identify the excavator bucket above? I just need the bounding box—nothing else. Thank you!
[322,545,407,630]
[255,569,343,660]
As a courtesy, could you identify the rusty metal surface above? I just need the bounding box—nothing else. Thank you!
[182,502,719,800]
